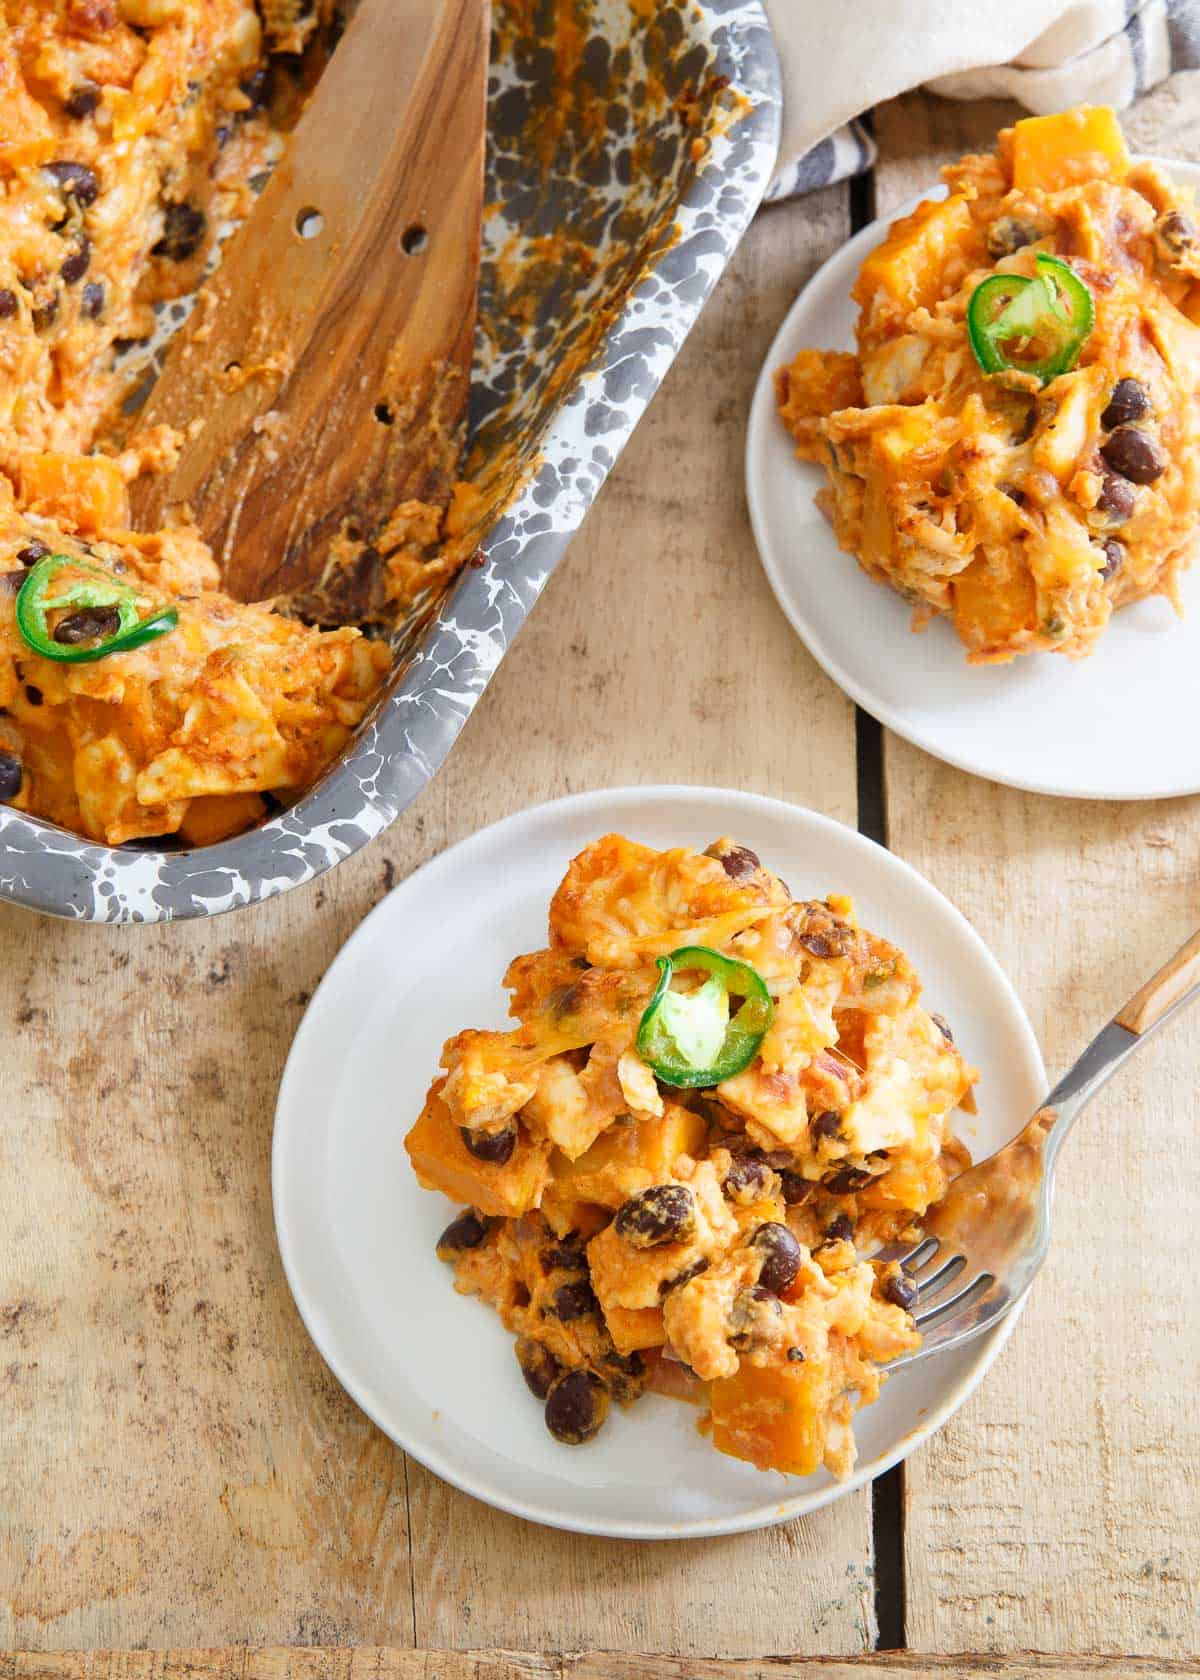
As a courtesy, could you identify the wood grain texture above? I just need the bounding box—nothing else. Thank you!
[872,90,1200,1658]
[0,184,866,1654]
[4,1655,1199,1680]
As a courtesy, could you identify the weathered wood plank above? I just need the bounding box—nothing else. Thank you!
[0,181,866,1653]
[872,89,1200,1657]
[3,1653,1198,1680]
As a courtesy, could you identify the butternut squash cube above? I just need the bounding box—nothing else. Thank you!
[711,1355,834,1477]
[178,792,267,847]
[405,1087,551,1218]
[951,552,1035,653]
[17,452,128,532]
[588,1218,705,1314]
[548,1103,707,1210]
[1010,107,1129,193]
[853,194,975,314]
[603,1303,665,1355]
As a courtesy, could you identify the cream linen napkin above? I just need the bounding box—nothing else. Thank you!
[763,0,1200,200]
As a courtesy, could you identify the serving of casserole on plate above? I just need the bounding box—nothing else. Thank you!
[405,828,977,1482]
[0,0,781,919]
[272,786,1045,1537]
[747,108,1200,800]
[775,105,1200,666]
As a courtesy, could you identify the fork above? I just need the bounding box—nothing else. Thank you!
[882,925,1200,1368]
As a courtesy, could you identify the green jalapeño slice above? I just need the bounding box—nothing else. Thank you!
[636,945,773,1089]
[16,554,179,664]
[967,253,1094,385]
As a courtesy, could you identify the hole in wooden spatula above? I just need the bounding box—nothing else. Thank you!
[373,401,394,425]
[401,223,428,255]
[295,206,325,239]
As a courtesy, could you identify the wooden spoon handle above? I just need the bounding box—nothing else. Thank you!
[1115,927,1200,1035]
[132,0,488,614]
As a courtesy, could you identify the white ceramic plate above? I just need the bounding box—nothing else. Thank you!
[746,161,1200,801]
[273,786,1045,1538]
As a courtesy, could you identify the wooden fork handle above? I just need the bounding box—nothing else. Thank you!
[1115,926,1200,1035]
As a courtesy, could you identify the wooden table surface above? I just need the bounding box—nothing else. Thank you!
[3,84,1200,1679]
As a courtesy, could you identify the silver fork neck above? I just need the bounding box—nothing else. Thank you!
[1042,984,1198,1171]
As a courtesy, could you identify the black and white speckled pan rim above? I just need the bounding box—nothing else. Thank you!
[0,1,782,924]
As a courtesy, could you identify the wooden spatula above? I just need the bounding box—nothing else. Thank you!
[131,0,489,622]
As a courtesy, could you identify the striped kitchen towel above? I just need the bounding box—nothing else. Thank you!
[765,0,1200,201]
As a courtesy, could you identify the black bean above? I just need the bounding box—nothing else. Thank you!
[16,542,48,567]
[722,1155,776,1205]
[539,1240,587,1274]
[24,685,43,707]
[1155,209,1197,260]
[986,215,1042,258]
[786,1345,806,1363]
[239,66,272,109]
[1099,538,1124,581]
[717,844,760,881]
[65,83,101,119]
[0,749,22,801]
[152,201,207,261]
[60,237,91,284]
[551,1280,597,1322]
[43,161,100,207]
[778,1169,814,1206]
[657,1256,709,1298]
[1096,471,1136,522]
[32,296,59,333]
[825,1212,853,1242]
[791,906,854,959]
[1101,378,1151,430]
[614,1183,696,1248]
[435,1208,490,1260]
[811,1110,841,1140]
[0,571,25,595]
[81,281,104,319]
[1100,426,1167,485]
[601,1348,645,1403]
[544,1370,609,1444]
[52,605,120,645]
[0,289,16,320]
[750,1221,802,1296]
[825,1165,872,1194]
[515,1336,563,1400]
[728,1284,782,1350]
[460,1124,516,1165]
[883,1271,919,1312]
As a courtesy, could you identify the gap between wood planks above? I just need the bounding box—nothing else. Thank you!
[846,136,906,1657]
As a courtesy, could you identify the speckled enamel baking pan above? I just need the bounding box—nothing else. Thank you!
[0,0,781,922]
